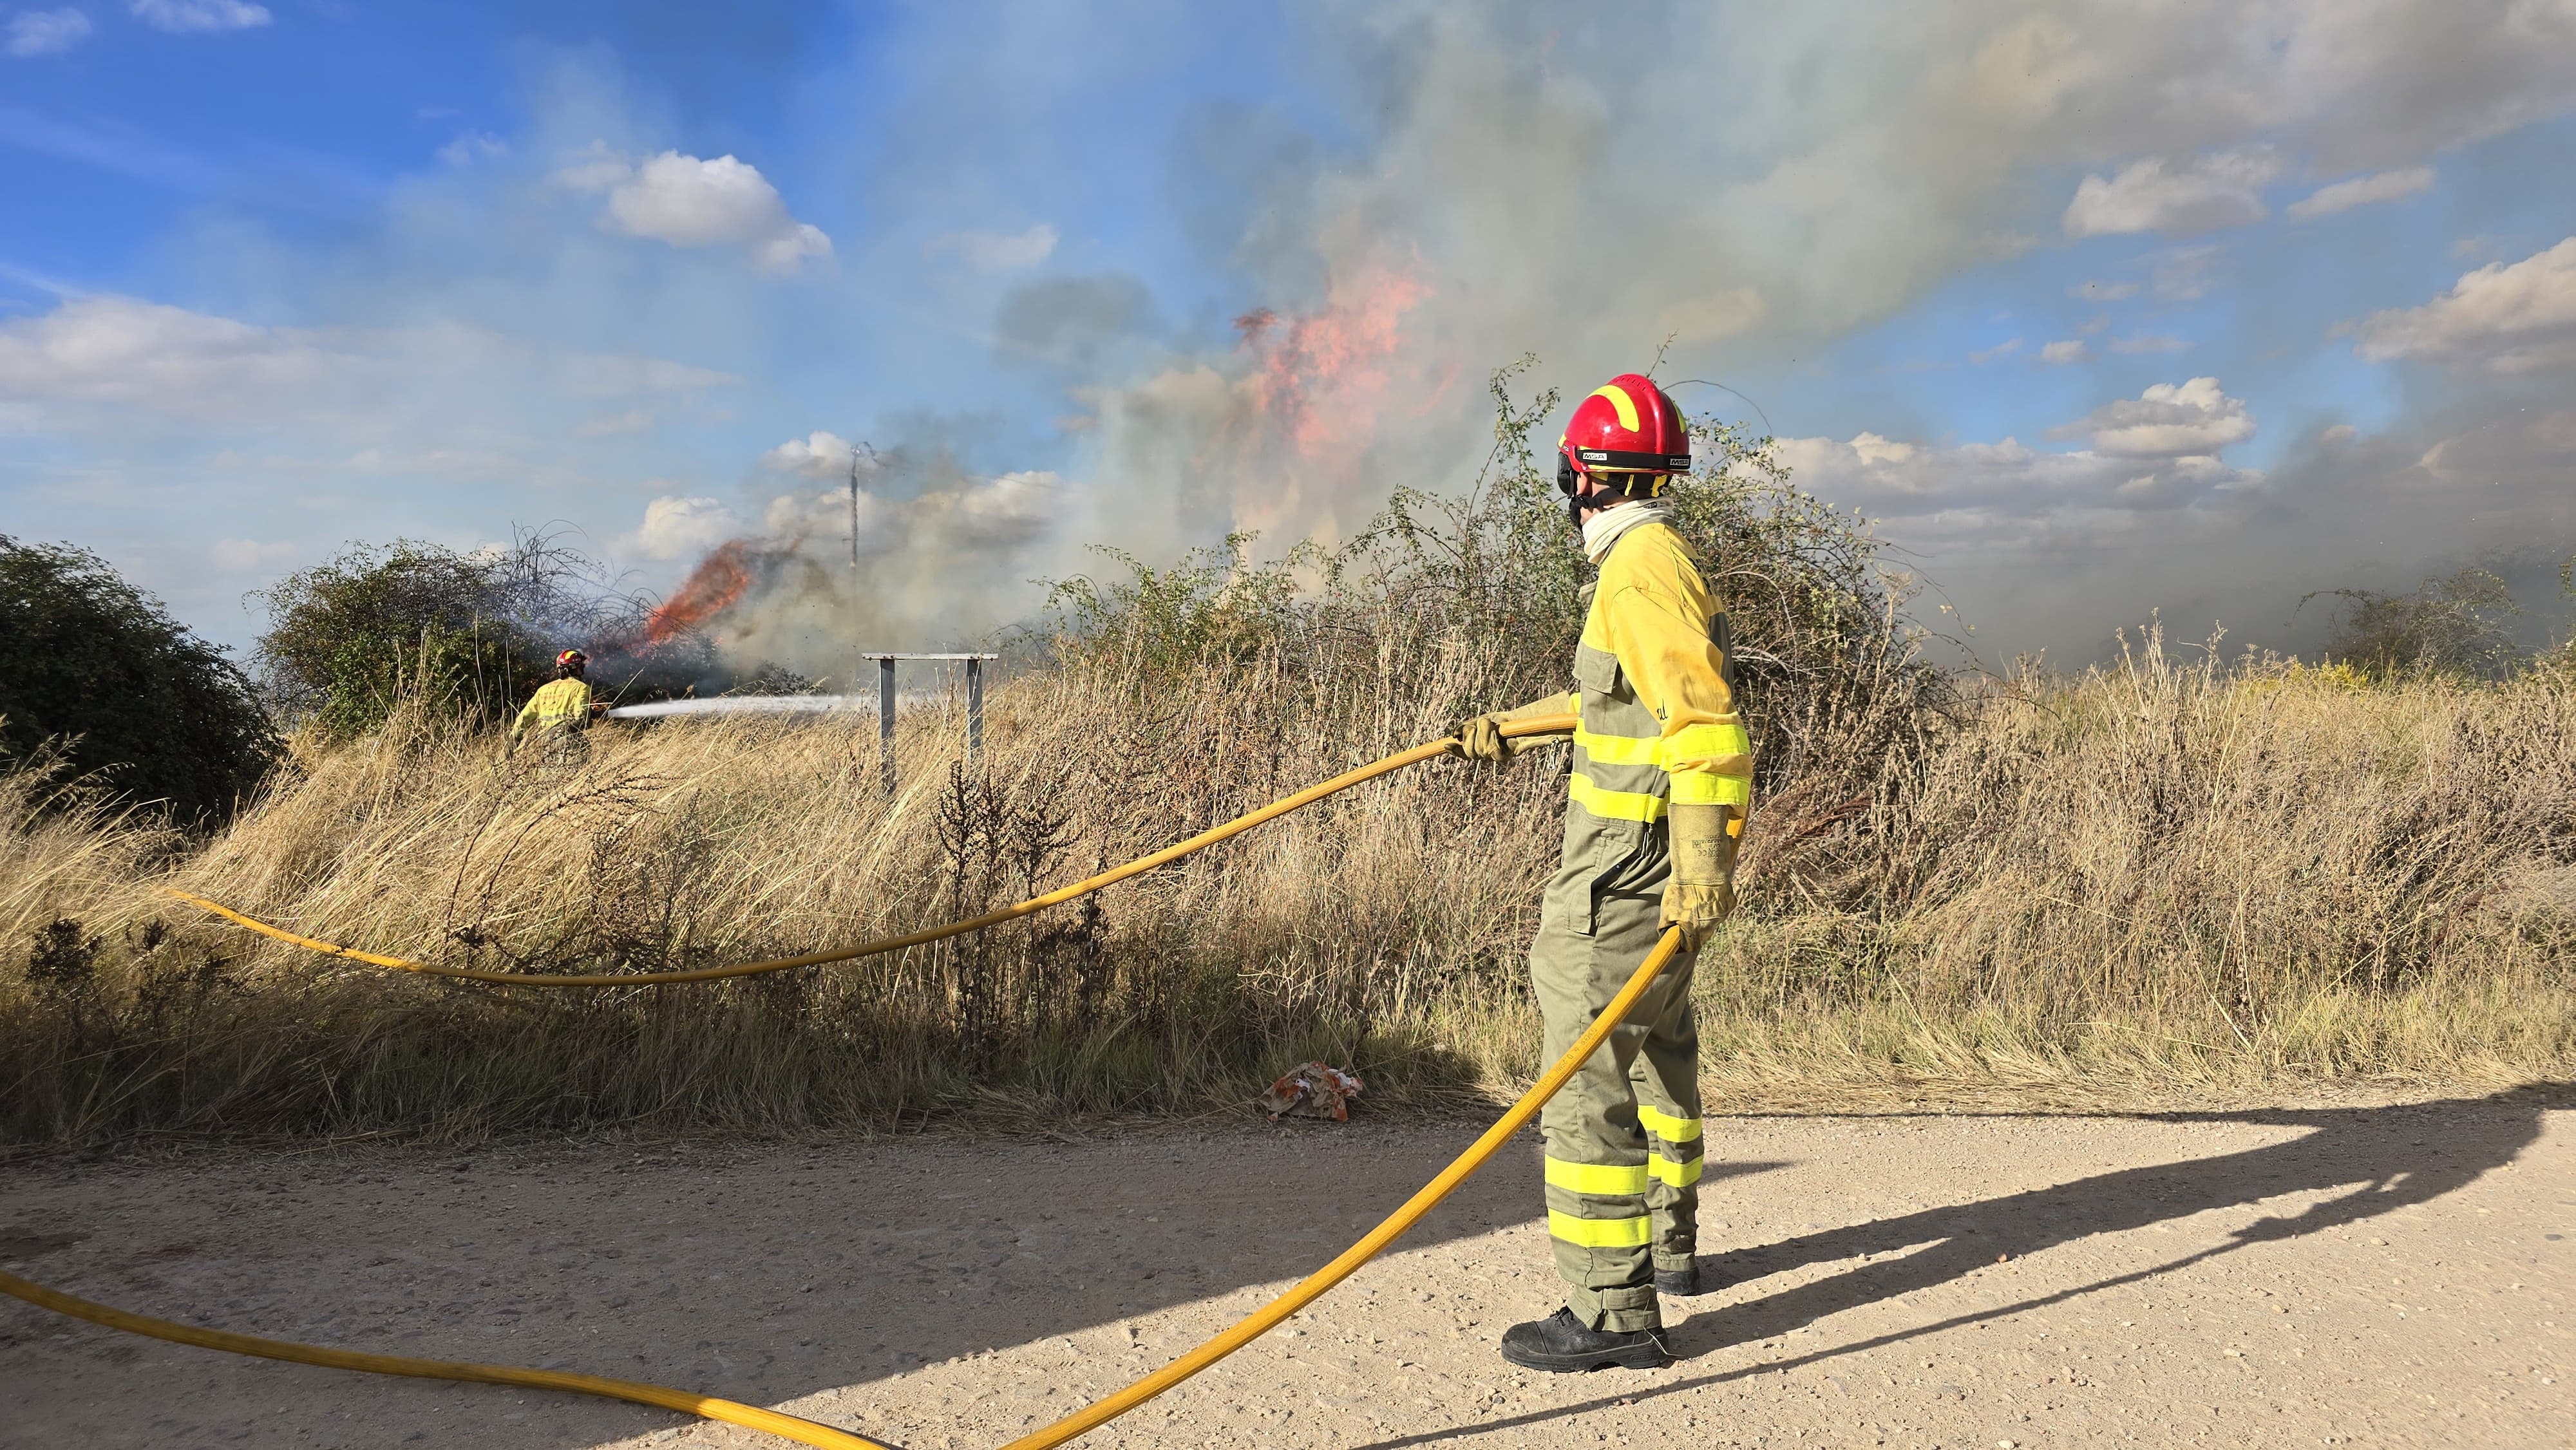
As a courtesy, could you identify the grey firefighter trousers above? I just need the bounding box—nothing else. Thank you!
[1529,818,1705,1333]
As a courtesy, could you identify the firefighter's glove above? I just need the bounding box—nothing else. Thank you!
[1661,801,1739,951]
[1450,693,1575,764]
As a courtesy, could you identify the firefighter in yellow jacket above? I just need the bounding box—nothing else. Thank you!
[509,649,607,757]
[1454,373,1750,1371]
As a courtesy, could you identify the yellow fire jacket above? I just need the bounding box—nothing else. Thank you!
[509,677,594,744]
[1582,518,1750,805]
[1545,518,1752,829]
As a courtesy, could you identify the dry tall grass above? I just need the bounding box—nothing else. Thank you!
[4,630,2570,1144]
[1696,642,2576,1107]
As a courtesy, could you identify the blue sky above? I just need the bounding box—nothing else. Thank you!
[4,1,2573,668]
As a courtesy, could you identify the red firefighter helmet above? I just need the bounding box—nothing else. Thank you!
[556,649,588,668]
[1557,373,1692,498]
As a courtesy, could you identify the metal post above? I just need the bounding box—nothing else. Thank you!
[967,657,983,761]
[878,655,896,797]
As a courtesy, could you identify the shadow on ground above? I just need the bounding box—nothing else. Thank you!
[5,1087,2562,1450]
[1347,1084,2570,1449]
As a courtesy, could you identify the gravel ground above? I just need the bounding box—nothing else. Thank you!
[3,1088,2568,1449]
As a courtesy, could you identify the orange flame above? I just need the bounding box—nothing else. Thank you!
[1219,259,1456,536]
[643,538,768,646]
[1242,263,1432,460]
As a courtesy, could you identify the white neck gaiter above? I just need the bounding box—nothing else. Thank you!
[1581,500,1671,564]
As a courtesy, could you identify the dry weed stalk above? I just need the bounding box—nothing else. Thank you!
[3,628,2569,1144]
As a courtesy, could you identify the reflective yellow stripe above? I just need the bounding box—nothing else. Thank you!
[1573,726,1660,767]
[1661,719,1747,755]
[1648,1154,1704,1188]
[1544,1157,1649,1196]
[1660,722,1752,772]
[1667,769,1753,807]
[1547,1210,1653,1249]
[1568,772,1666,823]
[1638,1104,1701,1142]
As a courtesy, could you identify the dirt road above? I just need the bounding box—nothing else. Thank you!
[4,1090,2568,1449]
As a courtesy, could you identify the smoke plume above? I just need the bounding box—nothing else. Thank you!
[652,1,2576,664]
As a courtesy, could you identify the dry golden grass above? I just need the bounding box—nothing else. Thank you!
[3,640,2570,1144]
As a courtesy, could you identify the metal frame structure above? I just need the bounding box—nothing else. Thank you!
[866,652,998,795]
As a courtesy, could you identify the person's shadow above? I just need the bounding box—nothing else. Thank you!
[1350,1084,2566,1449]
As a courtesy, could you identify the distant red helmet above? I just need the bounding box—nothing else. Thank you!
[1557,373,1691,496]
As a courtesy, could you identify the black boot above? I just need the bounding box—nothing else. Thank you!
[1499,1307,1671,1372]
[1656,1262,1701,1297]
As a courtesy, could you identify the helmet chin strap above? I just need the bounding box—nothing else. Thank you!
[1560,464,1657,534]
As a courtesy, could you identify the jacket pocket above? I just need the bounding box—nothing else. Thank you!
[1555,817,1661,937]
[1589,817,1667,901]
[1572,648,1622,699]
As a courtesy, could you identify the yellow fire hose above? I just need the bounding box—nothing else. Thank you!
[0,929,1679,1450]
[164,715,1578,987]
[0,1267,890,1450]
[7,717,1697,1449]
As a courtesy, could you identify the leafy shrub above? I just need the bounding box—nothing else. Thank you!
[0,534,278,824]
[252,532,661,737]
[1040,357,1957,899]
[2311,567,2526,681]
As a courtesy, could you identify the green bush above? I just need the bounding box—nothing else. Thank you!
[0,535,279,824]
[252,533,652,737]
[2311,567,2527,681]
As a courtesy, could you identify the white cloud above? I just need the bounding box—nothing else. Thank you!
[2039,339,2088,364]
[554,146,833,277]
[0,295,340,411]
[2069,279,2142,301]
[2062,147,2283,237]
[6,7,90,55]
[130,0,269,33]
[2069,377,2257,458]
[926,223,1059,270]
[1768,430,2263,540]
[2352,236,2576,373]
[2108,334,2189,354]
[761,430,871,480]
[1848,431,1916,466]
[1969,337,2022,363]
[780,466,1060,554]
[2286,165,2436,220]
[624,495,742,561]
[0,294,737,426]
[436,131,507,167]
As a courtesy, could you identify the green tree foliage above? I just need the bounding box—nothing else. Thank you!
[1039,532,1314,681]
[253,533,651,737]
[2313,567,2527,681]
[0,535,279,824]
